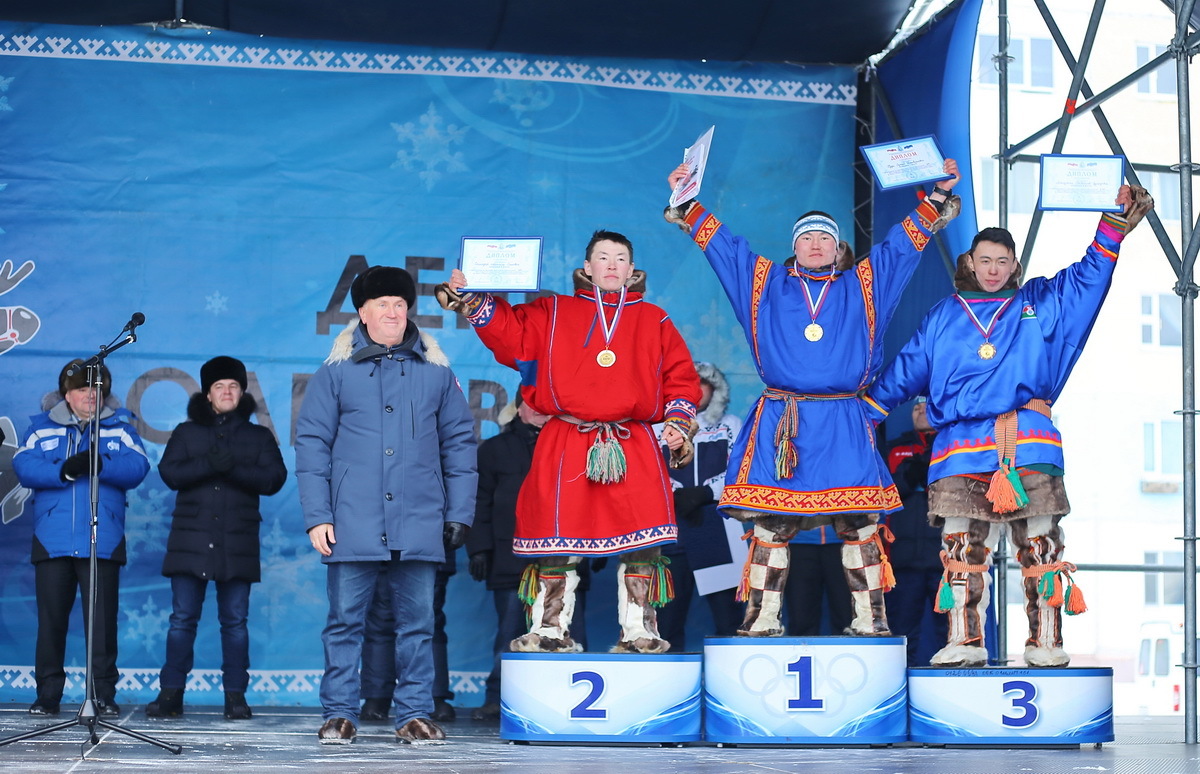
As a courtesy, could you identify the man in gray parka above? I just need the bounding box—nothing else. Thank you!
[296,265,477,745]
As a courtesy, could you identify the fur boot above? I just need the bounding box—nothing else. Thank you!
[736,518,799,637]
[612,548,671,653]
[930,519,997,667]
[510,559,583,653]
[835,515,893,635]
[1013,516,1071,667]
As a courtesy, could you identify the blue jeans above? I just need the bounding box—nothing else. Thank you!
[160,575,251,692]
[361,567,453,702]
[321,557,436,726]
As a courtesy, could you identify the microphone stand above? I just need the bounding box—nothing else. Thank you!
[0,318,182,755]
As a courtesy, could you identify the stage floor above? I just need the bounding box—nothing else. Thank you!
[0,704,1194,773]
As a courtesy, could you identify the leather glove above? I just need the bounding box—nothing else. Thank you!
[673,485,715,526]
[468,551,491,582]
[60,451,95,482]
[1122,184,1154,231]
[443,521,469,549]
[207,445,234,473]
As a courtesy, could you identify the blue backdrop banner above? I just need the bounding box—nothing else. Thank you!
[0,21,856,706]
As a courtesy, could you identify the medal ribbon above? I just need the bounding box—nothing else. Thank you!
[799,273,833,324]
[955,294,1014,341]
[591,285,627,350]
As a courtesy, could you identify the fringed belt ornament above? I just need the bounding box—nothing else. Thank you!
[559,415,632,484]
[762,388,858,480]
[1022,560,1087,615]
[985,398,1052,513]
[934,548,989,613]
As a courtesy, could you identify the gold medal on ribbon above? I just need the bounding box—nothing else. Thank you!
[597,349,617,367]
[804,323,823,342]
[978,342,997,360]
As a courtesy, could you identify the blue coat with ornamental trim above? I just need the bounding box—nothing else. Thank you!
[678,199,944,520]
[864,213,1130,484]
[13,397,150,564]
[295,322,477,564]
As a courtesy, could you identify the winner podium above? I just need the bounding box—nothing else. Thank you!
[499,652,702,743]
[703,636,908,744]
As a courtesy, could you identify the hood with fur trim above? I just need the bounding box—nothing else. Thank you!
[695,361,731,426]
[325,320,450,367]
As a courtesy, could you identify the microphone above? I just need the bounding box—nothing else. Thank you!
[123,312,146,333]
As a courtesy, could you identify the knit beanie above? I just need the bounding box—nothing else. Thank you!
[201,356,248,393]
[350,266,417,309]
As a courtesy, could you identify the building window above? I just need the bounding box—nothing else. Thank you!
[978,157,1039,215]
[1140,171,1181,221]
[1143,420,1184,477]
[1137,45,1177,96]
[1141,294,1182,347]
[1145,550,1184,605]
[978,35,1054,89]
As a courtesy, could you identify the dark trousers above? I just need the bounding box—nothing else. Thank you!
[887,567,949,667]
[784,543,852,635]
[656,550,743,652]
[34,557,120,702]
[159,575,252,692]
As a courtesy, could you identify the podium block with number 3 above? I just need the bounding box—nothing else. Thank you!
[499,652,702,743]
[907,667,1113,744]
[703,637,908,744]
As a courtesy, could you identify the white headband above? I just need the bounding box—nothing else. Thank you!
[792,214,839,247]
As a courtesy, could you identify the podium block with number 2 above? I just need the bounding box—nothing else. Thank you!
[703,637,908,744]
[499,652,702,743]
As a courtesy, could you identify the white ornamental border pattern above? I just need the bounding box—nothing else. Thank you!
[0,666,488,702]
[0,32,856,106]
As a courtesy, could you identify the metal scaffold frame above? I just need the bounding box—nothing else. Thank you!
[992,0,1200,742]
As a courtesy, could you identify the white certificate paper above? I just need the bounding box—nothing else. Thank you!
[459,237,543,293]
[1038,154,1125,212]
[669,125,715,207]
[859,135,952,190]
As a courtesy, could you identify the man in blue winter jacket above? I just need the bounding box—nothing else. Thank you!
[13,358,150,717]
[296,265,477,745]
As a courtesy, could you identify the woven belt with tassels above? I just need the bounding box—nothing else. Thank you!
[557,414,634,485]
[762,388,859,480]
[985,398,1052,514]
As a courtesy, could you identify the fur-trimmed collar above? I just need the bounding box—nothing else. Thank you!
[326,320,450,367]
[694,361,731,425]
[43,393,120,425]
[186,391,258,426]
[572,268,647,294]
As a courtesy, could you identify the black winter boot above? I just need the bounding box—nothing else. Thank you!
[224,691,252,720]
[145,688,184,718]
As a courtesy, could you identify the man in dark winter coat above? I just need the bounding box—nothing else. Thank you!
[296,265,477,746]
[13,359,150,717]
[146,356,287,720]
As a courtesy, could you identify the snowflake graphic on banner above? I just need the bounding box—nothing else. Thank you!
[124,594,171,653]
[391,103,468,191]
[205,290,228,314]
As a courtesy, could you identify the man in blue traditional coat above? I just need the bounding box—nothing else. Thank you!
[665,159,960,636]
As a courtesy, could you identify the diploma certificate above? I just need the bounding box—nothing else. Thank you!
[669,125,715,207]
[1038,154,1124,212]
[859,135,952,190]
[459,237,543,293]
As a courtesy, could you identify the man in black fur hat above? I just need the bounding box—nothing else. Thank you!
[146,356,287,720]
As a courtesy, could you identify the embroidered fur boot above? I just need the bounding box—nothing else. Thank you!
[735,519,798,637]
[510,559,583,653]
[837,517,894,636]
[1014,518,1071,667]
[930,523,996,667]
[612,549,671,653]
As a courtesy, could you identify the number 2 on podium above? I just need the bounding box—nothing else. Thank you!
[570,670,607,719]
[787,656,825,710]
